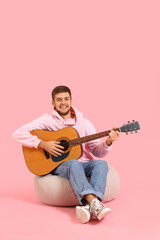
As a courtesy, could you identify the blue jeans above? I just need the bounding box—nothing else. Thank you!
[51,159,108,205]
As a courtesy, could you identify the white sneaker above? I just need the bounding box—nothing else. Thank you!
[76,204,91,223]
[90,199,111,220]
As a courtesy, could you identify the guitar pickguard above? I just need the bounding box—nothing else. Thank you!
[43,148,70,162]
[51,151,70,162]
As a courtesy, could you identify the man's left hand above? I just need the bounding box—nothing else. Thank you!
[106,128,120,146]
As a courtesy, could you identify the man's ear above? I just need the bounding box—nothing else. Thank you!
[51,100,55,107]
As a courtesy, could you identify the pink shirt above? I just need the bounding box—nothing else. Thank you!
[12,106,112,163]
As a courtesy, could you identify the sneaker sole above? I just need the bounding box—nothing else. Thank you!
[76,207,90,224]
[97,208,111,221]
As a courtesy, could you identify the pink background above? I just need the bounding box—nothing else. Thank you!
[0,0,160,239]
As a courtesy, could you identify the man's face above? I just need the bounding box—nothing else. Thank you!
[52,92,72,116]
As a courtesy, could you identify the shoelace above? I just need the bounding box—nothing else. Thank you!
[90,201,103,219]
[93,201,103,211]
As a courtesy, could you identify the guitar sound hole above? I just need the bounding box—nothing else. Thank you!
[59,140,69,151]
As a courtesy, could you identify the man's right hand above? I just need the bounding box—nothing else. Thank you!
[38,140,64,157]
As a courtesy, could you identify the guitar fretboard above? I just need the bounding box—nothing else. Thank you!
[69,127,120,146]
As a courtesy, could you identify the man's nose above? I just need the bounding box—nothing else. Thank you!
[61,99,66,104]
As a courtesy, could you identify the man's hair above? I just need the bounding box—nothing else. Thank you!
[51,85,72,100]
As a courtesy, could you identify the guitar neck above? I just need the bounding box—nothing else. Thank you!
[69,127,120,146]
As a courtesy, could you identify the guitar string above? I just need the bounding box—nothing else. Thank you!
[68,130,114,146]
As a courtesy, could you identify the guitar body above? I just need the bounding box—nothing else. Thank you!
[22,127,82,175]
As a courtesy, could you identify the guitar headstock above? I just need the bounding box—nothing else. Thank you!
[120,120,140,134]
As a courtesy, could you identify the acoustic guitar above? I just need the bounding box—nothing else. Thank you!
[22,120,140,175]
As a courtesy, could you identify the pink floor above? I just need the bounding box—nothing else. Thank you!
[1,183,159,240]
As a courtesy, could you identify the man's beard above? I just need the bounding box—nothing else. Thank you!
[56,108,71,116]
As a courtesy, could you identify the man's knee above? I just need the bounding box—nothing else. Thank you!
[94,160,108,170]
[68,159,81,168]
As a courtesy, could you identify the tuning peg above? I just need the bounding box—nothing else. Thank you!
[132,120,135,122]
[135,130,137,133]
[128,121,130,123]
